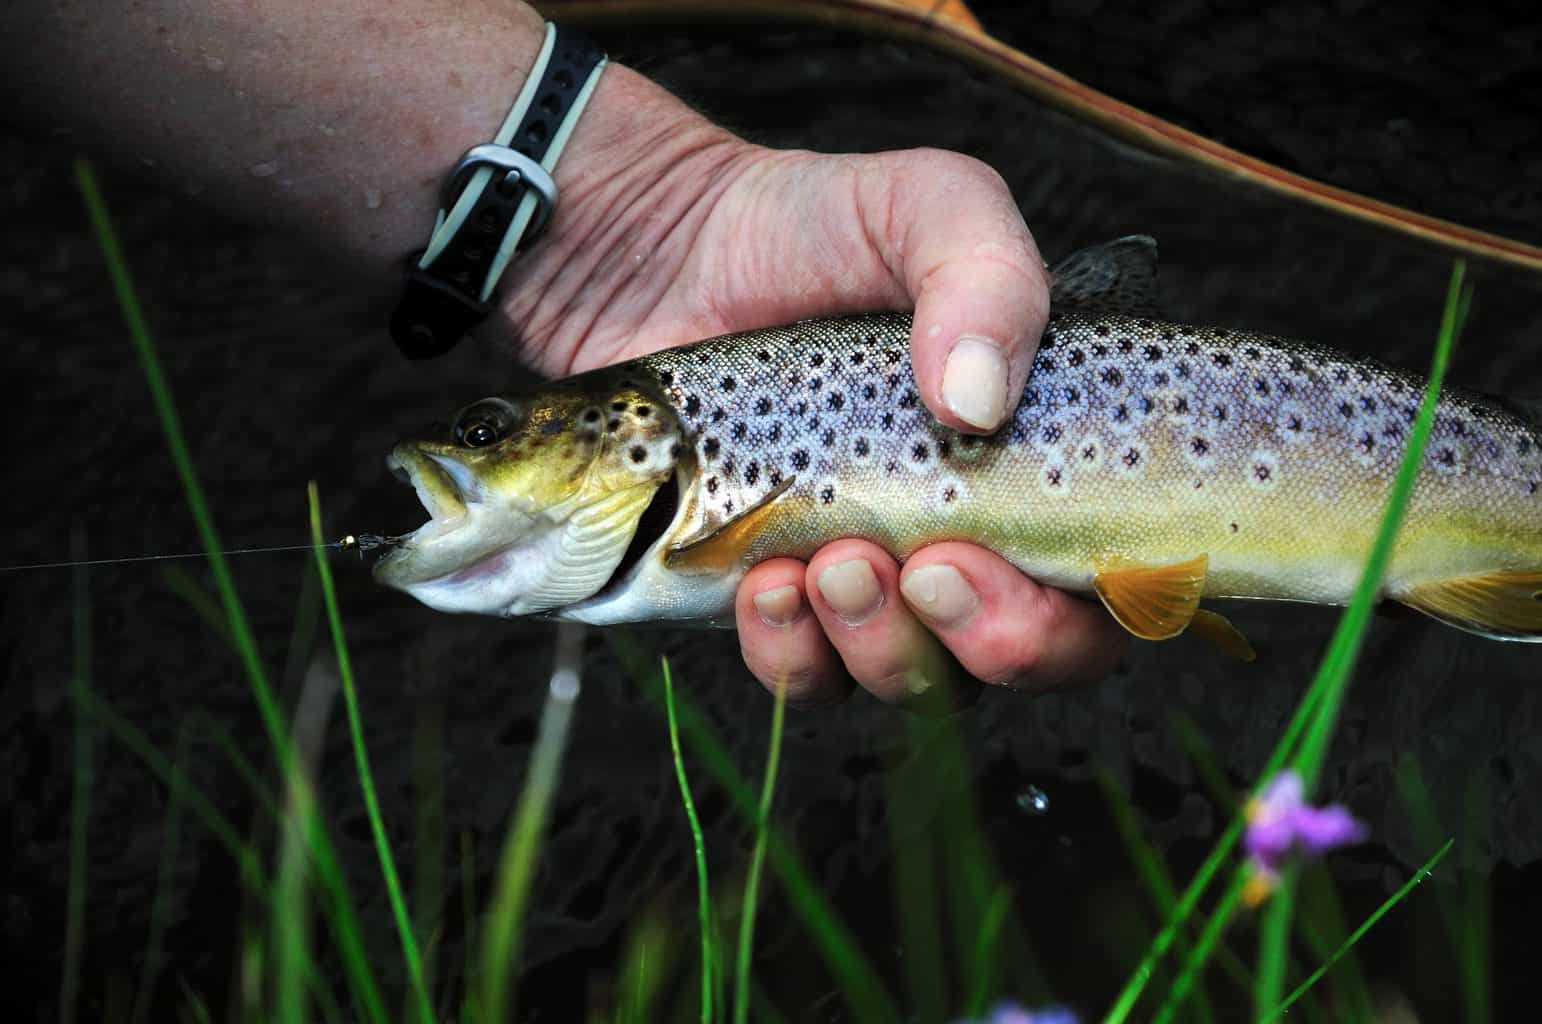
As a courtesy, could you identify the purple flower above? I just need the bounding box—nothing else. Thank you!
[1243,771,1366,904]
[953,1002,1079,1024]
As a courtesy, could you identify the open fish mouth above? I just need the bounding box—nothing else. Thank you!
[384,448,473,546]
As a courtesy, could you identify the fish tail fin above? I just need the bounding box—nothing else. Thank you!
[1397,569,1542,642]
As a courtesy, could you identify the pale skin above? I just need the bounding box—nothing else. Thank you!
[2,0,1126,706]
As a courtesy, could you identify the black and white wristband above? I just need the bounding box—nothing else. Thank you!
[390,23,607,359]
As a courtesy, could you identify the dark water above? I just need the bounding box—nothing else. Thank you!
[5,3,1541,1019]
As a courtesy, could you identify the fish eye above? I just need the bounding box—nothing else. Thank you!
[452,398,520,448]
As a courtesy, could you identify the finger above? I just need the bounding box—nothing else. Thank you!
[804,539,980,711]
[865,149,1049,434]
[736,558,851,707]
[897,542,1128,692]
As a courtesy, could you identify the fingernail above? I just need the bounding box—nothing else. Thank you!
[753,584,802,627]
[942,335,1009,430]
[900,564,979,627]
[817,558,883,626]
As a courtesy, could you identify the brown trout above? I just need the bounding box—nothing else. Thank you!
[374,237,1542,650]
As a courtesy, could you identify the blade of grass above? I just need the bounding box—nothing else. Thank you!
[1150,867,1249,1024]
[1112,262,1470,1023]
[460,828,478,1019]
[733,678,788,1024]
[274,750,316,1024]
[1093,764,1216,1024]
[961,884,1012,1019]
[75,160,388,1022]
[1267,839,1453,1021]
[410,702,447,1022]
[308,483,434,1024]
[131,721,192,1024]
[609,633,898,1024]
[61,537,93,1024]
[479,622,585,1022]
[663,657,717,1024]
[617,903,677,1024]
[1396,756,1490,1024]
[886,730,948,1022]
[1256,262,1469,1016]
[1295,863,1376,1020]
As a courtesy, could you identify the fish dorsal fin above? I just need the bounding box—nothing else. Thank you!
[1093,554,1208,640]
[1484,393,1542,426]
[1398,569,1542,641]
[666,476,797,574]
[1049,235,1161,315]
[1189,608,1257,662]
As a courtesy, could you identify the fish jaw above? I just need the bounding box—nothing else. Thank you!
[373,443,660,617]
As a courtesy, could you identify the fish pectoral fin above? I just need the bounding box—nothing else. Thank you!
[1092,554,1208,641]
[1048,235,1161,315]
[1397,569,1542,642]
[1189,608,1257,662]
[665,476,796,574]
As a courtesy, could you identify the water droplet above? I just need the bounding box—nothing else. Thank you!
[363,187,382,210]
[250,160,279,178]
[1016,785,1050,815]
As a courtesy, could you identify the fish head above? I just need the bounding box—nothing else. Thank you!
[374,376,683,617]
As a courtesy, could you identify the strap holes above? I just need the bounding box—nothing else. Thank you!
[476,209,501,232]
[460,245,484,262]
[525,120,548,144]
[554,69,574,89]
[539,94,561,115]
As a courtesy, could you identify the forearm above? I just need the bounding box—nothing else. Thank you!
[0,1,732,324]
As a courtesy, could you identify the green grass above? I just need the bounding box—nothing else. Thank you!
[67,160,1494,1024]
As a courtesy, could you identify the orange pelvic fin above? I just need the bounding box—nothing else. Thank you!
[1189,608,1257,662]
[1092,554,1208,641]
[1398,569,1542,642]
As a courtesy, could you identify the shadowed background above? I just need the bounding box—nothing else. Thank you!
[4,1,1540,1018]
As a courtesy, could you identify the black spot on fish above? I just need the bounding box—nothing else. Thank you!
[1162,329,1176,342]
[1094,324,1110,337]
[1255,463,1272,481]
[1437,447,1456,466]
[1117,338,1134,353]
[1213,404,1228,422]
[1024,388,1040,407]
[1143,345,1163,361]
[1069,348,1085,366]
[629,446,647,463]
[606,419,621,433]
[721,376,737,392]
[819,485,836,505]
[1041,330,1057,348]
[1288,356,1305,373]
[711,408,727,423]
[808,377,821,391]
[1100,367,1123,386]
[886,349,902,364]
[1064,386,1081,404]
[794,401,808,416]
[1360,396,1377,413]
[1185,341,1199,355]
[912,442,930,463]
[768,470,783,486]
[756,397,773,415]
[1244,347,1260,360]
[1230,522,1240,533]
[1176,362,1191,379]
[731,422,747,441]
[1154,372,1169,386]
[1081,443,1097,461]
[943,484,959,502]
[723,500,734,515]
[1191,437,1210,455]
[767,423,782,442]
[744,462,759,485]
[1212,352,1232,368]
[791,449,809,470]
[827,393,845,411]
[1286,413,1302,432]
[821,428,835,447]
[885,460,900,475]
[756,349,771,363]
[851,351,864,365]
[611,401,628,412]
[811,352,825,367]
[854,437,870,456]
[1041,424,1062,443]
[703,437,720,458]
[1334,368,1350,384]
[863,384,877,400]
[1039,357,1057,372]
[1173,396,1190,415]
[1254,378,1270,396]
[684,395,701,416]
[1092,343,1108,357]
[937,439,952,459]
[881,412,895,430]
[634,405,651,418]
[1123,447,1141,467]
[1139,396,1155,414]
[583,409,601,424]
[1358,432,1375,454]
[706,477,719,494]
[659,370,674,386]
[722,458,736,479]
[1046,466,1063,487]
[1112,404,1130,423]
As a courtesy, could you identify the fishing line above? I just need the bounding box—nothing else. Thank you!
[0,534,403,573]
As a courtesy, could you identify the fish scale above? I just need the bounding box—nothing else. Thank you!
[374,238,1542,647]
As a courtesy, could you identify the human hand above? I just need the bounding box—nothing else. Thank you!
[505,101,1127,707]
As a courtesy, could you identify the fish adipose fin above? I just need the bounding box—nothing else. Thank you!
[1093,554,1208,641]
[1398,569,1542,642]
[1048,235,1161,315]
[666,476,797,574]
[1189,608,1258,662]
